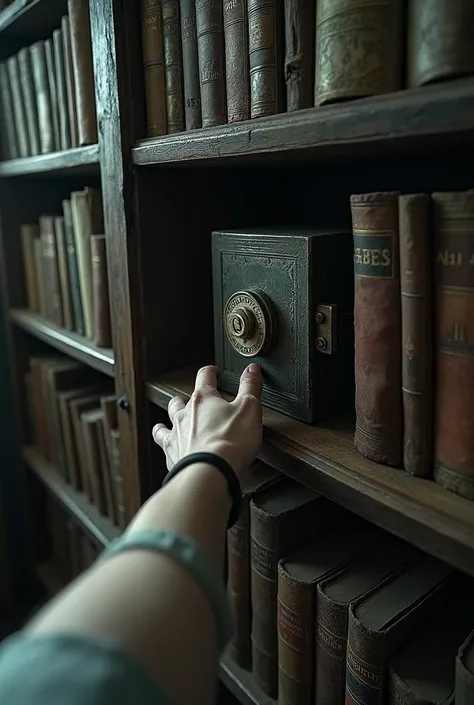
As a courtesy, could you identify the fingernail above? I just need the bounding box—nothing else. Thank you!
[247,363,261,374]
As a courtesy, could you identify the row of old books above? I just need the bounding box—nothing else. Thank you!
[20,187,111,347]
[25,355,126,530]
[351,190,474,503]
[0,0,96,161]
[140,0,474,137]
[227,465,474,705]
[43,494,99,587]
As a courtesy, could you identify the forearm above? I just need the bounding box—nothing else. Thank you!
[27,464,231,705]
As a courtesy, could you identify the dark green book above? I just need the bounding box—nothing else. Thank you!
[62,198,85,336]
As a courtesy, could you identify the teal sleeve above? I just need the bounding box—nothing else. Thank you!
[0,632,170,705]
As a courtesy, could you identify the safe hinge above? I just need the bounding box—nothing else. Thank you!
[315,304,337,355]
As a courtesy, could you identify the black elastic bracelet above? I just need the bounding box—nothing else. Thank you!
[161,452,242,528]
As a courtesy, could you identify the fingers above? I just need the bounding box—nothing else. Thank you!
[194,365,219,393]
[168,395,185,423]
[152,423,170,448]
[235,363,263,402]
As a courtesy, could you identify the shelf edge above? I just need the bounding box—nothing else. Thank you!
[0,144,100,177]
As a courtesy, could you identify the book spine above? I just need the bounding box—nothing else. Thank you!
[315,590,349,705]
[61,15,79,147]
[30,42,54,154]
[408,0,474,88]
[100,394,118,462]
[71,189,101,339]
[346,619,383,705]
[110,428,126,529]
[30,360,50,458]
[227,496,252,668]
[20,224,40,313]
[141,0,167,137]
[17,48,40,156]
[82,415,107,513]
[388,665,422,705]
[351,192,402,466]
[196,0,227,127]
[399,194,433,477]
[248,0,284,118]
[45,38,61,151]
[250,502,278,697]
[40,216,64,327]
[180,0,202,130]
[283,0,315,111]
[0,62,19,159]
[33,238,46,317]
[7,54,30,158]
[433,191,474,501]
[62,199,85,335]
[97,418,115,521]
[162,0,184,133]
[223,0,249,123]
[59,396,78,485]
[277,565,314,705]
[53,28,71,150]
[91,234,112,348]
[55,216,74,330]
[456,630,474,705]
[315,0,403,107]
[68,0,97,145]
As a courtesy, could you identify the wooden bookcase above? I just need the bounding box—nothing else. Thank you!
[0,0,474,703]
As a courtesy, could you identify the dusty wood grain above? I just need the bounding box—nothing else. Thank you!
[133,78,474,166]
[146,368,474,577]
[10,308,114,376]
[23,445,120,547]
[0,144,99,177]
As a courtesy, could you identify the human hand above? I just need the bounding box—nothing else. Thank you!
[152,364,263,481]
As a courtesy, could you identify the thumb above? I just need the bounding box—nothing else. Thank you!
[235,363,263,401]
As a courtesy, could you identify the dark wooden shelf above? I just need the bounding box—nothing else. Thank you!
[10,309,114,376]
[36,560,67,597]
[0,144,99,177]
[133,79,474,168]
[220,653,274,705]
[0,0,68,39]
[23,446,120,547]
[147,368,474,578]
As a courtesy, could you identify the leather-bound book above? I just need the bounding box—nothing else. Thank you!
[227,461,281,668]
[53,28,71,150]
[17,48,40,156]
[33,238,46,317]
[110,428,126,529]
[61,14,79,147]
[284,0,315,111]
[30,42,54,154]
[351,192,402,466]
[408,0,474,88]
[162,1,184,133]
[389,598,474,705]
[315,538,418,705]
[248,0,284,118]
[315,0,403,107]
[278,522,380,705]
[20,224,40,313]
[81,408,107,513]
[29,356,64,459]
[70,393,102,494]
[223,0,249,123]
[346,556,453,705]
[399,194,433,477]
[46,361,90,472]
[45,39,61,151]
[58,386,101,485]
[433,191,474,501]
[40,215,63,326]
[140,0,167,137]
[456,629,474,705]
[7,54,30,158]
[91,234,112,348]
[55,216,74,331]
[250,480,336,697]
[180,0,202,130]
[100,394,118,464]
[0,62,19,159]
[62,198,84,335]
[71,188,104,339]
[196,0,227,127]
[96,415,115,521]
[68,0,98,145]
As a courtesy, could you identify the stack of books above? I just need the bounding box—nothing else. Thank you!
[25,355,125,530]
[0,0,97,160]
